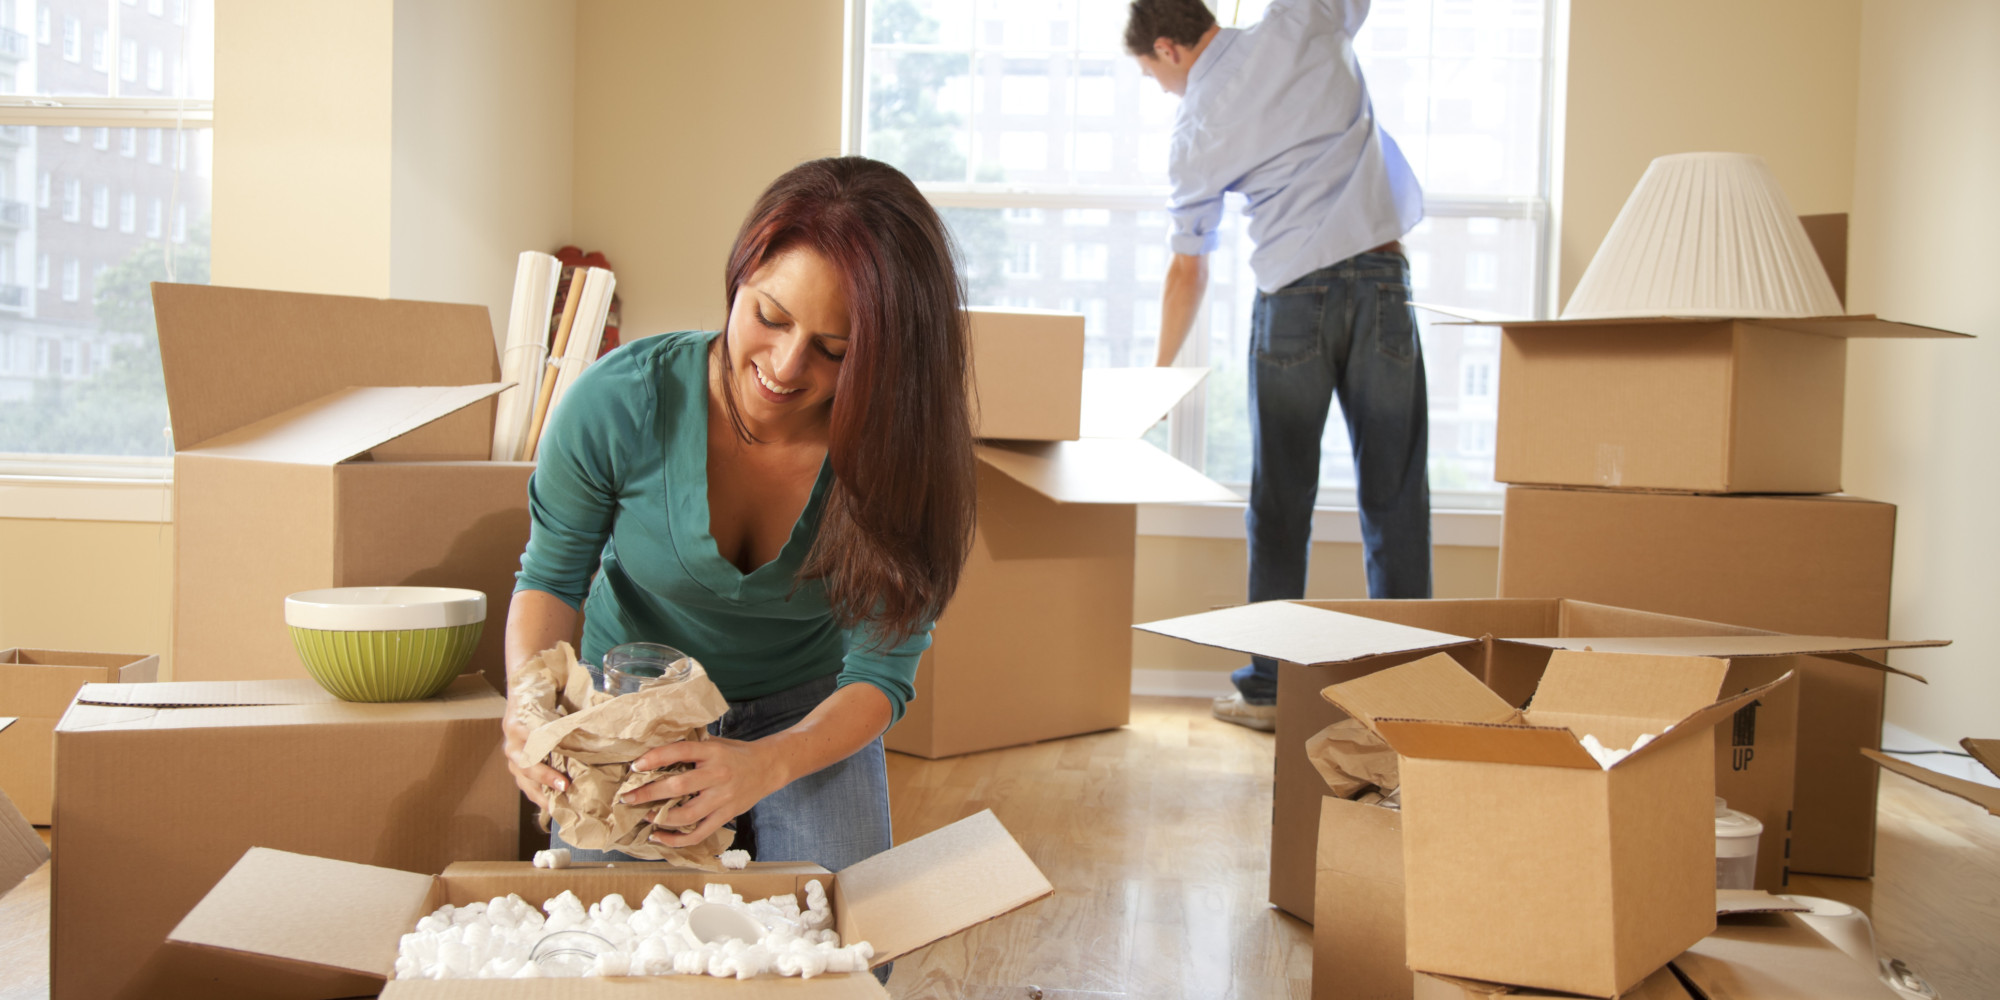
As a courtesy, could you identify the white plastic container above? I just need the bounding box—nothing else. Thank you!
[1713,797,1763,890]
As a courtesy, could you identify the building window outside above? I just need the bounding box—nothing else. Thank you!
[857,0,1558,504]
[90,28,104,71]
[172,202,186,242]
[146,128,160,162]
[120,127,136,156]
[35,253,46,290]
[146,46,162,90]
[146,197,160,236]
[91,185,108,227]
[121,38,136,81]
[92,126,108,150]
[118,191,135,232]
[1462,360,1492,398]
[60,178,78,221]
[60,14,76,61]
[147,0,161,15]
[36,5,46,44]
[36,171,47,208]
[59,259,77,301]
[61,125,78,142]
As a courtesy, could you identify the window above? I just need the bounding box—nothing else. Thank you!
[172,202,186,242]
[60,178,78,221]
[146,129,161,162]
[147,0,161,15]
[60,15,75,61]
[120,127,136,156]
[857,0,1559,506]
[93,126,108,150]
[35,253,45,290]
[36,5,46,44]
[91,185,109,227]
[61,125,78,142]
[118,192,135,232]
[121,38,136,81]
[146,197,161,237]
[59,259,77,301]
[36,171,47,208]
[90,28,104,71]
[146,46,162,90]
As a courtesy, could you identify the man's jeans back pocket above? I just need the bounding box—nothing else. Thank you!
[1373,281,1416,363]
[1254,285,1326,367]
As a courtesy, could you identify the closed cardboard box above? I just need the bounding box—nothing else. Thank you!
[1498,485,1904,877]
[51,675,517,1000]
[888,312,1236,758]
[153,284,533,688]
[0,648,156,824]
[164,809,1052,999]
[1488,314,1962,494]
[1326,652,1781,997]
[1136,598,1930,921]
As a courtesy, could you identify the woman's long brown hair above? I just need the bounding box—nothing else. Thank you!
[718,157,976,647]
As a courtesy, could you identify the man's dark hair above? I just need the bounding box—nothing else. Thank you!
[1123,0,1218,56]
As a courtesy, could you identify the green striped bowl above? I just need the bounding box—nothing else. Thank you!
[284,587,486,702]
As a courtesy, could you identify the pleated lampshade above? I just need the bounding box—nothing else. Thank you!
[1562,152,1844,320]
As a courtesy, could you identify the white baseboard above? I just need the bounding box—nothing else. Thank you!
[1881,721,2000,789]
[1131,668,1235,699]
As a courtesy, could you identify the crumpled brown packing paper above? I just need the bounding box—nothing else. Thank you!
[1306,718,1401,799]
[509,642,735,869]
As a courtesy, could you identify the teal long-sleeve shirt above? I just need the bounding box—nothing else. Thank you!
[514,330,930,724]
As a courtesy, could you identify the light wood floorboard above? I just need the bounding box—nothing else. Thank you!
[0,699,1994,999]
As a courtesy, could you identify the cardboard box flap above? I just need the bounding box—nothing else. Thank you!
[1674,912,1906,999]
[168,847,434,980]
[1320,652,1516,727]
[836,809,1052,967]
[976,438,1240,505]
[153,283,499,451]
[73,677,340,708]
[1372,717,1603,769]
[1078,367,1207,439]
[0,786,47,896]
[1504,635,1947,683]
[191,383,508,465]
[0,716,13,733]
[1613,673,1795,769]
[1140,602,1480,667]
[1966,738,2000,777]
[1527,651,1731,724]
[1439,311,1969,339]
[1715,890,1809,916]
[1861,749,2000,816]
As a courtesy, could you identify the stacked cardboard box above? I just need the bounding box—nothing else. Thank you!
[1480,231,1969,877]
[887,309,1238,758]
[0,648,156,824]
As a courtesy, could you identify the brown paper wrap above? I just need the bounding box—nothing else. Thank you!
[1306,718,1401,798]
[509,642,735,868]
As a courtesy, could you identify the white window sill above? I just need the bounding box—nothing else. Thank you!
[1138,501,1500,548]
[0,475,173,522]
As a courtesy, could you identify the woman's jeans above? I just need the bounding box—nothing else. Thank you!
[551,671,894,980]
[1233,250,1433,705]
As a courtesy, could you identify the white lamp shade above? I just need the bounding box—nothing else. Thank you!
[1562,152,1844,320]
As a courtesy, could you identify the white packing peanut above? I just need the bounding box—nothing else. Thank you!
[719,849,751,869]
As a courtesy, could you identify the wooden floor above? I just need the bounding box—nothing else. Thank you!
[3,696,1996,999]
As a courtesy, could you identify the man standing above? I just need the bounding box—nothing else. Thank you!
[1130,0,1430,731]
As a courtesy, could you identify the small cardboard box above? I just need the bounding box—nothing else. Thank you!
[1498,485,1905,877]
[50,674,518,1000]
[164,809,1053,999]
[0,648,157,824]
[889,310,1236,758]
[1315,795,1404,1000]
[1324,652,1783,997]
[1481,313,1966,494]
[153,283,534,688]
[1863,738,2000,816]
[1134,598,1938,920]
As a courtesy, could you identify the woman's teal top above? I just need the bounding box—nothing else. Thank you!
[514,330,929,723]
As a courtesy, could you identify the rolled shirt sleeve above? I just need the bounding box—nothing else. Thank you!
[836,618,933,727]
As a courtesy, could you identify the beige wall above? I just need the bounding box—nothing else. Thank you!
[0,520,174,671]
[1843,0,2000,746]
[571,0,847,339]
[1558,0,1862,307]
[390,0,577,351]
[1133,537,1499,673]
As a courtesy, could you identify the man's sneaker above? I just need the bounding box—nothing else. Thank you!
[1211,693,1277,732]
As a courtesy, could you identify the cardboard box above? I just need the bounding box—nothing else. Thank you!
[1862,738,2000,815]
[1673,910,1909,999]
[0,784,47,898]
[1315,795,1405,1000]
[164,808,1053,999]
[1413,968,1694,1000]
[888,311,1236,758]
[1134,598,1936,920]
[1484,314,1964,494]
[1323,652,1780,997]
[153,283,534,688]
[51,674,517,1000]
[0,648,157,824]
[1498,485,1904,877]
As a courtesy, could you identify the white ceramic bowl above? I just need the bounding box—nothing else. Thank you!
[284,587,487,631]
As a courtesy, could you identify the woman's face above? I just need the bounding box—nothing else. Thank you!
[723,246,851,433]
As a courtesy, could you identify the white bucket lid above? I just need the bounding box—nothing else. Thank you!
[1714,799,1764,856]
[285,586,487,631]
[1562,152,1845,320]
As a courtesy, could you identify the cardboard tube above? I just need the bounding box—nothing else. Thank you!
[522,267,589,461]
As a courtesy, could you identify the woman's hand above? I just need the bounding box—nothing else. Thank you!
[625,738,791,847]
[502,691,569,809]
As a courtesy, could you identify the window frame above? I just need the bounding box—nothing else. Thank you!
[846,0,1565,512]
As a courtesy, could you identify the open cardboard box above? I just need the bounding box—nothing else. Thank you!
[888,309,1238,758]
[1324,651,1784,997]
[153,283,534,688]
[1863,738,2000,816]
[0,784,46,899]
[1134,598,1943,920]
[0,647,156,824]
[51,674,518,1000]
[1498,485,1908,877]
[165,809,1053,998]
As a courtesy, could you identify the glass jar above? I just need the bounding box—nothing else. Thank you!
[598,641,693,696]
